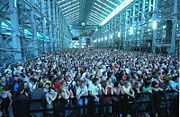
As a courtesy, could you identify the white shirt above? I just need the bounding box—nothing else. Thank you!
[76,86,88,97]
[122,85,132,94]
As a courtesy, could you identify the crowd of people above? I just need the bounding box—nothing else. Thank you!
[0,49,179,117]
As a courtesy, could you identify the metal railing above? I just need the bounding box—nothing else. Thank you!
[12,91,179,117]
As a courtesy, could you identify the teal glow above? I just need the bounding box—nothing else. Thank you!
[37,32,43,40]
[100,0,134,26]
[1,21,11,30]
[152,20,157,30]
[130,26,133,35]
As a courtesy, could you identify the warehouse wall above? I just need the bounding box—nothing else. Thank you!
[0,0,73,67]
[91,0,180,56]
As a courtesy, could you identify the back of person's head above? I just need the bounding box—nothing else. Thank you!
[152,81,158,88]
[144,80,151,87]
[172,75,178,81]
[92,78,98,84]
[38,82,43,89]
[114,81,120,87]
[1,86,9,92]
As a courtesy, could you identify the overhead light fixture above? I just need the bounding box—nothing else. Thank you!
[88,18,100,24]
[58,0,66,4]
[66,13,79,18]
[60,1,73,7]
[105,36,107,40]
[90,12,104,20]
[81,22,86,26]
[152,20,157,30]
[107,0,118,7]
[96,0,114,10]
[100,0,134,26]
[94,3,111,14]
[93,39,95,42]
[89,15,101,22]
[91,10,106,19]
[64,9,80,16]
[61,4,79,14]
[163,25,166,29]
[92,7,109,16]
[61,2,79,12]
[68,17,79,22]
[117,32,121,37]
[110,34,113,39]
[14,0,17,7]
[130,26,133,35]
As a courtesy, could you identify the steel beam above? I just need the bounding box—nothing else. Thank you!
[9,0,22,61]
[52,0,56,51]
[47,0,53,52]
[30,0,39,57]
[152,0,158,54]
[40,0,47,53]
[169,0,177,55]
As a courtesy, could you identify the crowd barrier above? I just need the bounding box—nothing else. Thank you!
[12,91,178,117]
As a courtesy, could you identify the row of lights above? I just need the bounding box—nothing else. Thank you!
[93,32,120,43]
[94,20,166,43]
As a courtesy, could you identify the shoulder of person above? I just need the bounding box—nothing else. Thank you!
[7,91,12,97]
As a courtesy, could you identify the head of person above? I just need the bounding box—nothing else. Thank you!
[0,86,9,94]
[92,78,99,86]
[23,82,28,89]
[114,81,121,88]
[80,80,86,88]
[123,81,130,88]
[44,82,51,89]
[13,75,19,81]
[37,82,43,89]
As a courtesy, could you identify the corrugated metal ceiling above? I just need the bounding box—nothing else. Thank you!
[57,0,125,35]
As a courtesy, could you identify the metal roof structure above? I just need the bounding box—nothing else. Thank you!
[57,0,126,35]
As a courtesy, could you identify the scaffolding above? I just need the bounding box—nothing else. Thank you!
[91,0,180,56]
[0,0,73,67]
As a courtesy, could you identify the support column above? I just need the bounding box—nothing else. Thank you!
[52,0,56,51]
[59,15,62,50]
[9,0,22,61]
[56,4,60,50]
[41,0,47,53]
[131,5,136,51]
[30,0,38,57]
[48,0,53,52]
[124,10,128,51]
[152,0,158,54]
[169,0,177,55]
[149,0,152,12]
[140,0,146,52]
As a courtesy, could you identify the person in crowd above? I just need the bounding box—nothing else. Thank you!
[142,80,153,93]
[13,81,30,117]
[46,87,57,117]
[0,87,12,117]
[76,80,88,115]
[122,81,135,97]
[152,81,163,92]
[101,81,114,114]
[113,81,124,96]
[0,49,178,117]
[169,75,179,92]
[88,78,101,114]
[31,82,46,117]
[4,64,12,74]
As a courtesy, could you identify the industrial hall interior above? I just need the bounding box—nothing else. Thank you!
[0,0,179,117]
